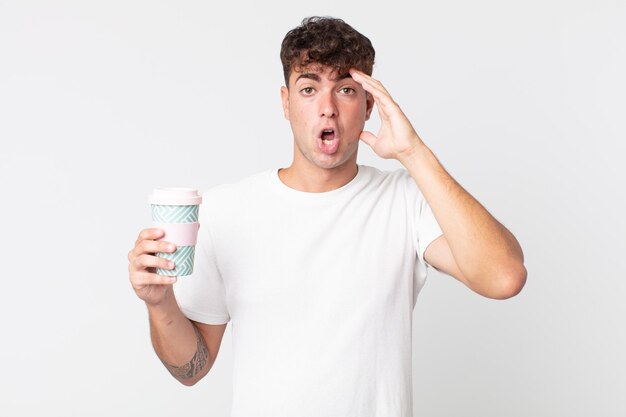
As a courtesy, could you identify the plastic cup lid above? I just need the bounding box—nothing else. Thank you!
[148,188,202,206]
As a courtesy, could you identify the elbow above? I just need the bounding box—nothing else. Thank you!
[180,379,198,387]
[178,372,206,386]
[176,363,213,387]
[177,370,209,386]
[488,264,527,300]
[178,376,196,386]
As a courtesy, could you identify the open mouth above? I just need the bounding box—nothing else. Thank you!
[318,128,339,154]
[321,128,336,144]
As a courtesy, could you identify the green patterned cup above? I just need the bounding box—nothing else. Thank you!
[148,188,202,276]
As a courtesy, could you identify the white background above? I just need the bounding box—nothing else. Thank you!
[1,0,624,416]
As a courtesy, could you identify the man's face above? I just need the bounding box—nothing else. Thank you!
[280,64,374,171]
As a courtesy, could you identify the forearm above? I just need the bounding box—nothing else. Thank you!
[399,143,526,286]
[147,289,211,386]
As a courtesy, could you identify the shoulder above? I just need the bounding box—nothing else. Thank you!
[202,169,272,202]
[358,165,424,202]
[358,164,410,187]
[195,170,274,222]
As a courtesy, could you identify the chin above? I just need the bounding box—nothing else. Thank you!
[297,139,358,170]
[313,154,355,170]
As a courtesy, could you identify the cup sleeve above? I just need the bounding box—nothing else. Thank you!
[173,195,231,325]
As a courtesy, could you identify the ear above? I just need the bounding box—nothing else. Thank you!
[365,91,374,121]
[280,86,290,120]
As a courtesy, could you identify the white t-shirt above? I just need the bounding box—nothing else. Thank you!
[173,164,443,417]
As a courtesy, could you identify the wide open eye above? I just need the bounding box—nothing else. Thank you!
[339,87,356,95]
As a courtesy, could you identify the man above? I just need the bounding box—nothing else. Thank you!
[127,16,526,416]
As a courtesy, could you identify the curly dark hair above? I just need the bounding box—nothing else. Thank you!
[280,16,375,86]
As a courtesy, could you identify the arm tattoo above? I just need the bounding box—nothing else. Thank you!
[162,324,209,381]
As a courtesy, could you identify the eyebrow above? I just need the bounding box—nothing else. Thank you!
[295,73,321,83]
[294,72,353,83]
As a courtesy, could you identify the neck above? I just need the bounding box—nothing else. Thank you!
[278,161,359,193]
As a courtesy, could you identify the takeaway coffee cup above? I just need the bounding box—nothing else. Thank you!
[148,188,202,276]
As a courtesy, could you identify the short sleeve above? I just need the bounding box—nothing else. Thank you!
[401,169,444,268]
[173,191,231,325]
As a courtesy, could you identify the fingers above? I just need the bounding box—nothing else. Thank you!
[349,69,397,116]
[128,251,177,289]
[128,229,178,279]
[128,228,180,304]
[132,253,176,271]
[130,229,176,259]
[135,227,164,245]
[131,270,177,288]
[359,130,378,148]
[139,239,177,256]
[349,69,391,98]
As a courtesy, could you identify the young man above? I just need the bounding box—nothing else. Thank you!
[127,16,526,416]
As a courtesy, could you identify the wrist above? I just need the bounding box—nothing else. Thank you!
[397,140,432,168]
[146,289,179,322]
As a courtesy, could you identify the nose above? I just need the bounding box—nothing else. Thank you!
[319,91,338,118]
